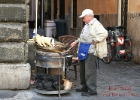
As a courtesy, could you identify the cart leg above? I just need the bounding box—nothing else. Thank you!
[58,68,61,98]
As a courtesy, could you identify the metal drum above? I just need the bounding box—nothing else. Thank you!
[36,50,65,69]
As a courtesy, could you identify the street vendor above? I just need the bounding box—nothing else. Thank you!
[71,9,108,96]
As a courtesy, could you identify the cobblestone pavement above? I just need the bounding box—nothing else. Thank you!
[0,60,140,100]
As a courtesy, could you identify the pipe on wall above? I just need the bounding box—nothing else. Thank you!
[31,0,35,21]
[118,0,121,26]
[41,0,44,28]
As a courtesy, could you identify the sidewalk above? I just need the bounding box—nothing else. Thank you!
[0,60,140,100]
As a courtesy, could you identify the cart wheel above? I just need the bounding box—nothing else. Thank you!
[123,40,133,62]
[102,43,113,64]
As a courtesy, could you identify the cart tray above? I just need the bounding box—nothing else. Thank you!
[34,88,70,94]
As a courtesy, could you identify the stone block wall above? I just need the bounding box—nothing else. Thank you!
[0,0,31,89]
[127,13,140,64]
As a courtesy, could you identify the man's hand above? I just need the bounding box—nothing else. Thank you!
[92,40,97,45]
[71,42,78,47]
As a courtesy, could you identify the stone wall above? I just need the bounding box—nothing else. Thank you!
[127,13,140,64]
[0,0,31,89]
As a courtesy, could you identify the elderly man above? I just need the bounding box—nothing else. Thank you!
[71,9,108,96]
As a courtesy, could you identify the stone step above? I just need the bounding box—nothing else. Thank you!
[0,42,28,63]
[0,0,30,4]
[0,63,31,89]
[0,23,29,42]
[0,4,29,22]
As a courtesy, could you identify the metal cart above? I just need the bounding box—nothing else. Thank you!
[34,50,71,98]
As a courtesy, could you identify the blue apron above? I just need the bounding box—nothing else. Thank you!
[78,42,91,60]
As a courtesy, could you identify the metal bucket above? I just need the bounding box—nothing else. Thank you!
[66,55,73,66]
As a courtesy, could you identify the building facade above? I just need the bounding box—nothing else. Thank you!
[29,0,140,64]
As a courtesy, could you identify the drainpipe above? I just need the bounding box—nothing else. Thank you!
[35,0,38,34]
[41,0,44,28]
[31,0,35,21]
[118,0,121,26]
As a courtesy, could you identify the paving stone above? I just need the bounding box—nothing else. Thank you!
[0,4,29,22]
[0,23,29,42]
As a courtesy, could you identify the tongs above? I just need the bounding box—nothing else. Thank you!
[66,46,73,53]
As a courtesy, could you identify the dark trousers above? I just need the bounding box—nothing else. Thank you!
[79,54,97,92]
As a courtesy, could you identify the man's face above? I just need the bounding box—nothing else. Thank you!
[82,15,93,24]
